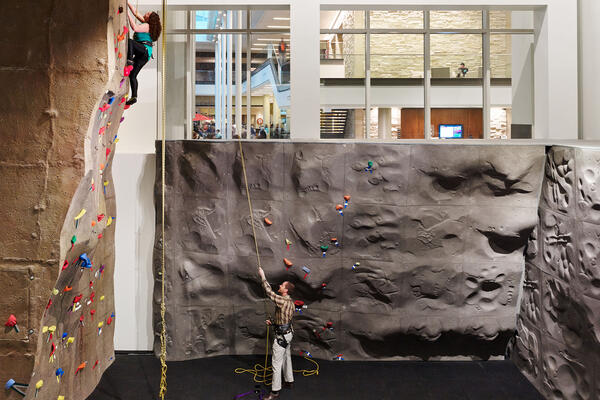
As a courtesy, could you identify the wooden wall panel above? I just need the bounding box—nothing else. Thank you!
[401,108,483,139]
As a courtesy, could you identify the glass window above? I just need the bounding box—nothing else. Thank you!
[430,11,482,29]
[251,9,290,29]
[194,10,248,30]
[431,34,482,79]
[320,10,365,29]
[166,34,187,139]
[166,10,189,30]
[369,10,423,29]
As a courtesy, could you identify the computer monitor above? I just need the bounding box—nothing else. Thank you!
[439,124,463,139]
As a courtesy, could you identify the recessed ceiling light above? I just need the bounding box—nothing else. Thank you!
[273,17,290,21]
[266,25,289,29]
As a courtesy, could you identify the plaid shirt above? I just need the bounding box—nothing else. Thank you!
[261,276,294,325]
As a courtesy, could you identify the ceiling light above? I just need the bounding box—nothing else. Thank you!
[267,25,290,29]
[273,17,290,21]
[252,43,269,46]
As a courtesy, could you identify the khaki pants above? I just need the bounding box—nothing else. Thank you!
[271,332,293,391]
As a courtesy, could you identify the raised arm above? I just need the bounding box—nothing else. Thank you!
[127,11,150,33]
[258,267,286,306]
[128,1,145,22]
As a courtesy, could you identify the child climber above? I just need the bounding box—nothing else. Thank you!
[124,1,162,106]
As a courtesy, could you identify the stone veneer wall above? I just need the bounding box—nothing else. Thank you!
[513,146,600,399]
[0,1,110,398]
[342,10,512,79]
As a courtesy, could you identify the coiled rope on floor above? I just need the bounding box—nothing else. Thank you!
[234,138,319,385]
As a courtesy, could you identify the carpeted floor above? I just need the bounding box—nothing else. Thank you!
[87,353,543,400]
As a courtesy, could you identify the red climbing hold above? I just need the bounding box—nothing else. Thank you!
[97,214,105,221]
[62,260,69,270]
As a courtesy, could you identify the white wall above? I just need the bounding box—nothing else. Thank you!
[580,0,600,140]
[113,154,156,351]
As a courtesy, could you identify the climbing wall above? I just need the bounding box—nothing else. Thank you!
[17,2,132,399]
[513,146,600,399]
[155,141,545,361]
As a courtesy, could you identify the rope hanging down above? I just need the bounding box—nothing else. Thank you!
[235,140,319,384]
[159,0,168,397]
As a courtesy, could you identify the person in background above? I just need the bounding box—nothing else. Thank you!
[457,62,469,78]
[251,124,256,138]
[125,1,162,106]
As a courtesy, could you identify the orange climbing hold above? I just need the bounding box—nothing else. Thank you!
[283,258,293,268]
[75,362,87,375]
[264,217,273,226]
[335,204,343,210]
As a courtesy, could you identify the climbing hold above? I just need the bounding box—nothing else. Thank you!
[63,286,72,293]
[294,300,304,313]
[75,362,87,375]
[70,235,76,249]
[264,217,273,226]
[301,266,311,279]
[320,245,329,257]
[106,148,111,159]
[300,350,312,358]
[97,321,103,335]
[285,238,292,250]
[123,64,134,76]
[90,178,95,192]
[107,315,113,325]
[79,315,85,326]
[73,294,83,305]
[79,253,92,269]
[335,204,344,216]
[48,326,56,342]
[343,195,351,208]
[283,258,293,269]
[103,180,109,195]
[74,209,86,228]
[333,354,344,361]
[93,360,99,369]
[352,261,360,270]
[97,214,105,222]
[99,103,110,112]
[55,368,64,384]
[100,163,105,173]
[98,126,106,135]
[331,237,339,247]
[321,283,327,289]
[4,314,19,333]
[90,309,96,319]
[4,379,27,396]
[106,216,113,227]
[62,260,69,270]
[66,337,75,347]
[108,97,115,105]
[124,104,131,110]
[58,396,65,400]
[97,233,103,239]
[61,333,67,341]
[100,295,105,301]
[35,380,43,396]
[326,322,334,330]
[91,220,97,227]
[52,288,58,295]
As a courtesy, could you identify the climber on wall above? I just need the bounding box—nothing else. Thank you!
[124,0,162,106]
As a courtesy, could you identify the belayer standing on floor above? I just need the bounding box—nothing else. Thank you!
[258,267,295,399]
[125,1,162,106]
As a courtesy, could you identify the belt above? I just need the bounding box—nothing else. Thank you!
[274,323,292,334]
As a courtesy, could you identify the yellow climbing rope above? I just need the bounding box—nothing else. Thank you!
[235,140,319,384]
[159,0,168,398]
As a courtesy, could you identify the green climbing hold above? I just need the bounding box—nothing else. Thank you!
[320,245,329,251]
[367,161,373,168]
[71,235,76,244]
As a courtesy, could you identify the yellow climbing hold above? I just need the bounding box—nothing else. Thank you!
[74,209,86,220]
[106,216,113,227]
[52,288,59,295]
[66,337,75,346]
[42,326,48,333]
[35,380,43,389]
[100,295,105,301]
[98,322,104,328]
[48,325,56,333]
[58,396,65,400]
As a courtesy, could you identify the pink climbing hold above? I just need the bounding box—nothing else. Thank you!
[99,103,110,112]
[123,64,133,77]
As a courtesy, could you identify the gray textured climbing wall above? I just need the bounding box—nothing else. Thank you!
[155,141,545,361]
[513,146,600,399]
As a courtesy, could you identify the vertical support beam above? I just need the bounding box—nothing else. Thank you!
[483,10,491,139]
[235,10,243,136]
[227,11,233,140]
[185,10,193,139]
[246,11,252,134]
[291,0,320,139]
[221,25,227,135]
[215,36,221,136]
[424,10,431,140]
[365,10,371,139]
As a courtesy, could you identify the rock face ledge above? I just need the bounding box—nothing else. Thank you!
[512,146,600,399]
[154,141,545,362]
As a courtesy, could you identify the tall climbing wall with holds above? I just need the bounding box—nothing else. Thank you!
[512,146,600,399]
[0,0,132,399]
[0,0,116,398]
[155,141,545,361]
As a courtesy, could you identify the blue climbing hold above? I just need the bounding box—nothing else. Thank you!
[79,253,92,269]
[5,379,15,390]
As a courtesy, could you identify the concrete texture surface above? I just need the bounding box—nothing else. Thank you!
[0,0,127,399]
[154,142,545,361]
[513,146,600,399]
